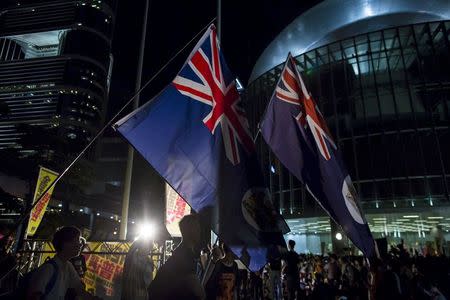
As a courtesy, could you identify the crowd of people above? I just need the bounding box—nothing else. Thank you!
[0,215,449,299]
[188,240,450,300]
[239,246,449,300]
[148,215,450,300]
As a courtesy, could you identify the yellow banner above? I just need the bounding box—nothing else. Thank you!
[165,184,190,237]
[83,242,128,297]
[37,241,161,298]
[27,167,59,236]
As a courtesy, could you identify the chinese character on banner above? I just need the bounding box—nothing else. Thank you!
[165,183,190,237]
[99,260,115,281]
[27,167,59,236]
[83,242,128,297]
[39,241,129,297]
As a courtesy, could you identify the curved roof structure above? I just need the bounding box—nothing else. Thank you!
[250,0,450,82]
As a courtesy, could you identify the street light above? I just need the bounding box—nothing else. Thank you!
[136,222,156,241]
[335,232,343,240]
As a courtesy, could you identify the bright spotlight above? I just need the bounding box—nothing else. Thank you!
[335,232,343,240]
[137,222,156,240]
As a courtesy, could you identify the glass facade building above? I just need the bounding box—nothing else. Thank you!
[0,0,118,225]
[244,2,450,253]
[0,0,117,153]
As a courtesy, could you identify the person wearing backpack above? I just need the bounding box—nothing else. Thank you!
[26,226,101,300]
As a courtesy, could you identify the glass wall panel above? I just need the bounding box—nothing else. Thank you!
[244,21,450,216]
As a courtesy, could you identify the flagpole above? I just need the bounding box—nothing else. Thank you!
[217,0,222,40]
[253,125,261,143]
[201,235,219,286]
[120,0,150,240]
[1,18,217,245]
[214,0,222,250]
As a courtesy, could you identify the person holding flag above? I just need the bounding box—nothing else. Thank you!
[260,53,377,259]
[114,24,288,273]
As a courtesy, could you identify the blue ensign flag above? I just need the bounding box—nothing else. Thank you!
[261,54,377,258]
[114,25,288,271]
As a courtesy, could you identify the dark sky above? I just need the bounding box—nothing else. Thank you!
[108,0,322,117]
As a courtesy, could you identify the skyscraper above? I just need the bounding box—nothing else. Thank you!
[0,0,117,225]
[0,0,116,155]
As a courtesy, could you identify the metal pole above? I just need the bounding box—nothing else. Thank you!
[13,182,33,254]
[120,0,150,239]
[212,0,221,247]
[217,0,221,40]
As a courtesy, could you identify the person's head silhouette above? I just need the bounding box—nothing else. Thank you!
[179,214,201,250]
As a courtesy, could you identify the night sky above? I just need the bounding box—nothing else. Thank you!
[108,0,322,117]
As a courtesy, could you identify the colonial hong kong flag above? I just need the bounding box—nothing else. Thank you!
[114,25,288,271]
[261,54,377,258]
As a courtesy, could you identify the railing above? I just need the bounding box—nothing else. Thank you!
[15,239,172,273]
[0,239,172,297]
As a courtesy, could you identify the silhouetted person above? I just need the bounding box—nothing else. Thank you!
[378,260,402,300]
[205,244,239,300]
[27,226,100,300]
[325,253,340,297]
[69,237,87,279]
[148,214,205,300]
[248,270,263,300]
[311,273,333,300]
[267,245,282,300]
[121,239,153,300]
[283,240,299,300]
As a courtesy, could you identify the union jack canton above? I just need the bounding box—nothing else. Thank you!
[261,53,377,258]
[274,55,336,160]
[173,28,254,165]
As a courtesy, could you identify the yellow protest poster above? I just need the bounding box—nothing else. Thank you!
[36,241,160,298]
[27,167,59,236]
[83,242,129,297]
[37,241,128,297]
